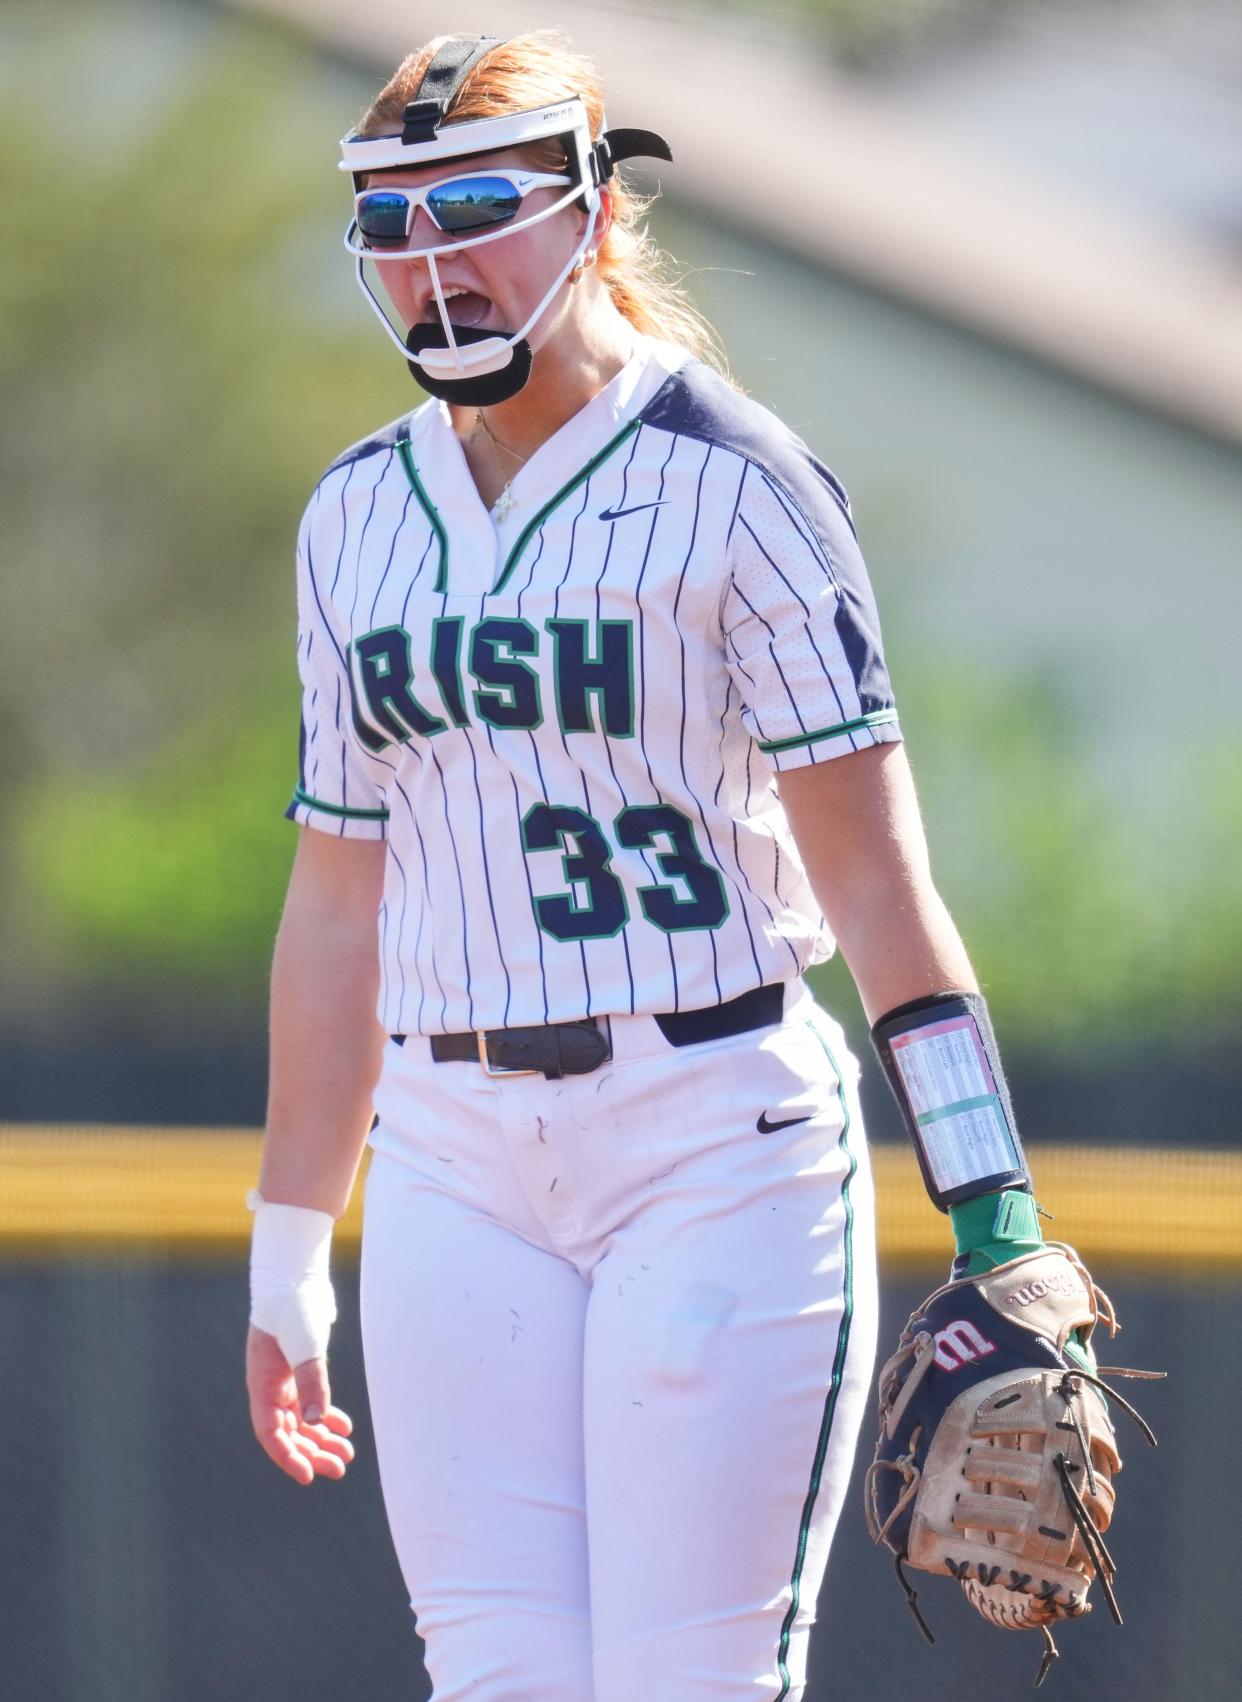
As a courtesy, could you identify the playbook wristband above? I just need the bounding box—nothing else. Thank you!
[870,990,1031,1212]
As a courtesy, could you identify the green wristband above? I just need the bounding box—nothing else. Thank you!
[949,1187,1044,1278]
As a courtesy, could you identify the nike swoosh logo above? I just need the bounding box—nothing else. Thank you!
[757,1112,814,1133]
[598,500,668,521]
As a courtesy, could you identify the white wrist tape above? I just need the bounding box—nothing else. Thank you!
[248,1190,338,1368]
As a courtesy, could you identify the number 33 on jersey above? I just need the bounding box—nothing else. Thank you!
[288,342,901,1034]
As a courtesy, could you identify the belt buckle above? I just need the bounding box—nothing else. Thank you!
[475,1030,542,1079]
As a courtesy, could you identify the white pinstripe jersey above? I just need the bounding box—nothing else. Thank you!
[288,340,901,1034]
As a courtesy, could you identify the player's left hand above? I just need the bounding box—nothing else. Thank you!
[246,1324,356,1486]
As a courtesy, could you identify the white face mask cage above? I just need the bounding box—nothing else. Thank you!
[337,52,673,399]
[340,99,603,386]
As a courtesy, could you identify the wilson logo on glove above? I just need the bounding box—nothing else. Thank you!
[932,1319,996,1371]
[1005,1268,1083,1307]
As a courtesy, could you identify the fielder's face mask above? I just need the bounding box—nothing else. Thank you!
[339,34,673,405]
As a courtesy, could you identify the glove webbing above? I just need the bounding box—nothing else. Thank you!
[878,1359,1161,1688]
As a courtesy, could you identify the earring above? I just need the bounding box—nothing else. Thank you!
[569,252,596,286]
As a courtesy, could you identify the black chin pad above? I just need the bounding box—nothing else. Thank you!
[404,323,533,404]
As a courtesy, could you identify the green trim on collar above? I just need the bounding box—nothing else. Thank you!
[491,419,642,596]
[396,433,450,594]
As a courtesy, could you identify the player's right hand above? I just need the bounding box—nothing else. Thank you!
[246,1324,356,1486]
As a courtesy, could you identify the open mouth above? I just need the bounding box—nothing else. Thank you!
[437,286,493,328]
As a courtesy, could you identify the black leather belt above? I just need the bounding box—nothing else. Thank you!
[391,983,786,1080]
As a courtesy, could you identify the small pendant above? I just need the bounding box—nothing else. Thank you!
[491,482,516,521]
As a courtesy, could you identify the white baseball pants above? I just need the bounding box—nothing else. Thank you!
[360,985,878,1701]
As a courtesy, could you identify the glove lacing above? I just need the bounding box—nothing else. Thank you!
[867,1251,1162,1689]
[865,1328,937,1546]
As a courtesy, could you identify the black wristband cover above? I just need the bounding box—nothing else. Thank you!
[871,989,1032,1212]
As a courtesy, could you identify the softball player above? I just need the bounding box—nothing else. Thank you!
[246,32,1041,1701]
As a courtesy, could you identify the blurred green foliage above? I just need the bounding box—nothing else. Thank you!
[849,668,1242,1047]
[812,721,1242,1053]
[3,0,1238,1054]
[2,0,398,1025]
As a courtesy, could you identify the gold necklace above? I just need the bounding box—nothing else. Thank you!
[472,409,529,521]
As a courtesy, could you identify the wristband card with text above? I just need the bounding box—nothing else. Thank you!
[889,1014,1021,1194]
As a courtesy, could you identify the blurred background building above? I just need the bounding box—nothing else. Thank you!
[1,1,1238,1697]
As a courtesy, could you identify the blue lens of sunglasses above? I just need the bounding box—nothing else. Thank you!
[357,176,526,245]
[427,175,525,232]
[355,190,412,244]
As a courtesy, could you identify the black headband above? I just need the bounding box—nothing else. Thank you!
[401,35,503,145]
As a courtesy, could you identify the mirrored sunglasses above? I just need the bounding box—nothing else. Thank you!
[354,169,573,245]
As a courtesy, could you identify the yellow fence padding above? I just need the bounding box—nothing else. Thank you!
[1,1126,1238,1268]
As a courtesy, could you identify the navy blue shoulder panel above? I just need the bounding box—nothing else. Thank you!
[639,361,896,724]
[320,410,415,483]
[636,361,857,540]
